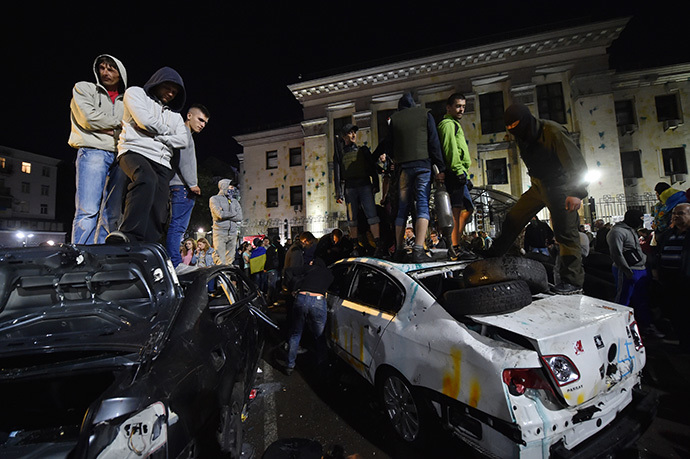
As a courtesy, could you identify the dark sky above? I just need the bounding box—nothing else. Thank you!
[1,2,687,168]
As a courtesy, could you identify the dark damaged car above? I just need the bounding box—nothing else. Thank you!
[0,243,274,458]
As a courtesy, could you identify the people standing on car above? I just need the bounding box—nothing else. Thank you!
[210,178,243,264]
[378,93,446,263]
[488,104,589,295]
[195,237,216,267]
[333,123,385,257]
[166,104,210,267]
[607,209,661,337]
[656,202,690,350]
[104,67,188,244]
[437,93,476,260]
[279,256,334,376]
[69,54,128,244]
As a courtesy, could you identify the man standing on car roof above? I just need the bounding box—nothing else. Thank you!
[166,104,210,267]
[105,67,188,244]
[437,92,476,261]
[488,104,588,295]
[379,93,446,263]
[333,123,385,258]
[68,54,127,244]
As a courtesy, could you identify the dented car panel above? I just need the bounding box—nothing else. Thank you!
[326,257,655,458]
[0,243,269,458]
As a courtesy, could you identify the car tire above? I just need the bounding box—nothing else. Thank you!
[377,368,430,446]
[217,383,244,458]
[464,256,549,294]
[443,279,532,317]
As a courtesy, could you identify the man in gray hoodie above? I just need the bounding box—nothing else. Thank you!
[68,54,127,244]
[210,178,243,264]
[106,67,188,244]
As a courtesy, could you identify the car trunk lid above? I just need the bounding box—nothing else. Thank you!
[469,294,644,407]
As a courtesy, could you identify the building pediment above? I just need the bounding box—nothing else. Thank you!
[288,18,629,103]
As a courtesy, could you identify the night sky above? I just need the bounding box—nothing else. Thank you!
[1,2,687,168]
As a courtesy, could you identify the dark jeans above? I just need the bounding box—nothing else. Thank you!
[287,292,327,368]
[491,178,584,287]
[166,185,196,266]
[118,152,174,243]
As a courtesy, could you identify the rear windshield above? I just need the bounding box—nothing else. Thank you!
[411,266,466,303]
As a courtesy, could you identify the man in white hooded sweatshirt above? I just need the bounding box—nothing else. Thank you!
[68,54,127,244]
[106,67,188,244]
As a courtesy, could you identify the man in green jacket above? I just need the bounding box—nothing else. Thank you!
[437,93,476,260]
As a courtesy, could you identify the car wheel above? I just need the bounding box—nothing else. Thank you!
[378,369,428,445]
[443,279,532,317]
[217,383,244,458]
[464,256,549,294]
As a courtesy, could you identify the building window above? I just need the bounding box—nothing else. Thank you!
[333,116,352,141]
[479,92,505,134]
[42,166,50,177]
[376,109,396,144]
[620,150,642,178]
[289,147,302,167]
[41,185,49,196]
[21,162,31,174]
[267,227,279,241]
[615,100,636,126]
[661,147,688,175]
[266,150,278,169]
[266,188,278,207]
[290,185,303,207]
[537,83,567,124]
[426,99,448,125]
[655,94,680,122]
[291,226,303,239]
[21,182,30,193]
[486,158,508,185]
[40,204,48,215]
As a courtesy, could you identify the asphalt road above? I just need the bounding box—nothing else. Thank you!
[242,306,690,459]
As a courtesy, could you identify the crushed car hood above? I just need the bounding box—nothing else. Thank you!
[469,294,645,407]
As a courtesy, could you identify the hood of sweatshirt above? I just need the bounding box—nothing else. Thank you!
[398,92,416,110]
[92,54,128,93]
[217,178,232,195]
[504,103,540,143]
[143,67,186,112]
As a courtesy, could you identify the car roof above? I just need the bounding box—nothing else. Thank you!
[332,256,469,275]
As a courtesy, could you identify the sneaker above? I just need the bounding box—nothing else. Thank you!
[551,282,583,295]
[274,357,294,376]
[458,248,478,260]
[393,249,408,263]
[407,247,430,263]
[105,231,130,244]
[447,246,460,261]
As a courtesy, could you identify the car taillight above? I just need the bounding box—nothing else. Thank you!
[629,321,644,351]
[502,368,554,396]
[542,355,580,386]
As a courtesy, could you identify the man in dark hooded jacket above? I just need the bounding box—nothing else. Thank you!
[489,104,588,295]
[106,67,188,244]
[379,93,446,262]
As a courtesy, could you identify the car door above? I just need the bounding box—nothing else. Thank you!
[329,263,404,375]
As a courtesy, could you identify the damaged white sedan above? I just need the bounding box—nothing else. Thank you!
[326,256,656,458]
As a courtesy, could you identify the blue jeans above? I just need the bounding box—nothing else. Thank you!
[72,148,115,244]
[96,162,128,243]
[166,185,196,267]
[287,293,327,368]
[612,266,652,326]
[345,185,380,227]
[396,166,431,227]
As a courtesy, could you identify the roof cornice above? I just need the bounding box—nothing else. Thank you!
[288,17,630,102]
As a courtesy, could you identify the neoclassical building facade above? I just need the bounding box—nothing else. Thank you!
[235,17,689,241]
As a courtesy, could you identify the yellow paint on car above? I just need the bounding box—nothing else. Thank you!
[442,348,462,398]
[469,378,481,408]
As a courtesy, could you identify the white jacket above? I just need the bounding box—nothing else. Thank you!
[117,86,187,168]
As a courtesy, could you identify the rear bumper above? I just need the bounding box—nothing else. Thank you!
[550,386,658,459]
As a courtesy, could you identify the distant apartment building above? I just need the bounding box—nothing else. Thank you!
[235,17,689,240]
[0,145,64,247]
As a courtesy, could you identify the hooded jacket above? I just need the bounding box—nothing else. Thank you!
[210,179,243,235]
[607,220,646,277]
[68,54,128,152]
[118,67,188,168]
[505,104,588,198]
